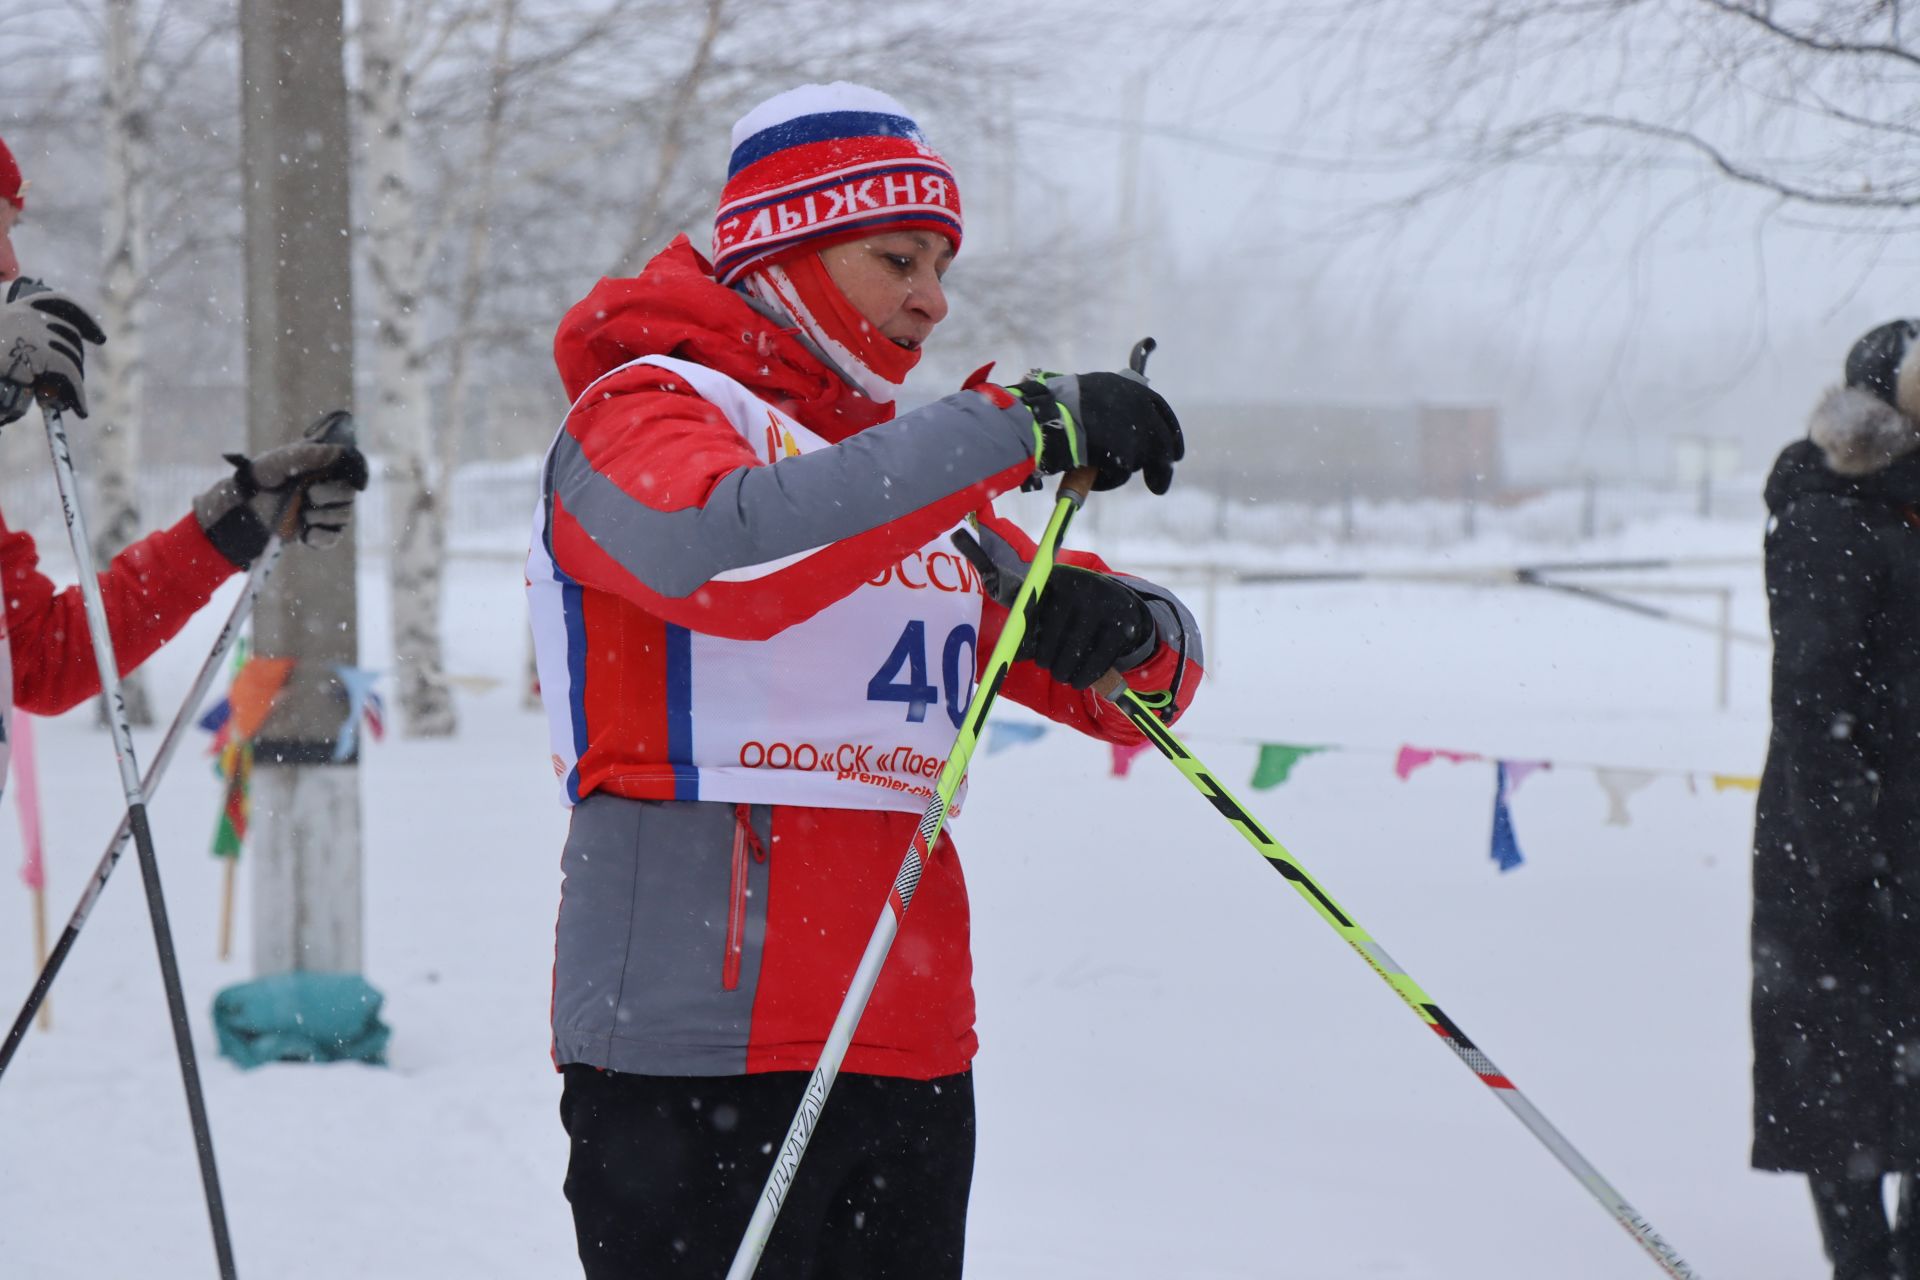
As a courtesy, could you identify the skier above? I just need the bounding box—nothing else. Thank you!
[531,83,1203,1277]
[1755,317,1920,1280]
[0,132,367,743]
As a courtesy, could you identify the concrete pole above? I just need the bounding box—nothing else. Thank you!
[238,0,363,976]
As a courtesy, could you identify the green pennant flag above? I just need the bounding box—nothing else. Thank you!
[1251,743,1326,790]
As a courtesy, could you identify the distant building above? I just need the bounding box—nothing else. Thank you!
[1177,400,1504,502]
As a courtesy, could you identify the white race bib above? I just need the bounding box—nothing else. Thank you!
[531,356,984,813]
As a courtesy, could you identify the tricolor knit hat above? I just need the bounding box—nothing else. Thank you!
[0,135,25,210]
[711,83,961,287]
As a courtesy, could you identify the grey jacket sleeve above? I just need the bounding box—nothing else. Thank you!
[547,386,1036,601]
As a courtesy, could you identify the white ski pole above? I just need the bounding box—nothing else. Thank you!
[37,401,239,1280]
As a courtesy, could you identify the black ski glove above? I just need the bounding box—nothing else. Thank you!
[0,278,107,425]
[1020,566,1157,690]
[1009,370,1184,494]
[194,410,369,568]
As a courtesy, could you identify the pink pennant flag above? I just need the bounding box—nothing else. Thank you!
[14,712,45,892]
[1110,740,1152,778]
[1503,759,1551,792]
[1394,745,1483,781]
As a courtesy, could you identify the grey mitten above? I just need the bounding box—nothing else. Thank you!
[194,411,369,568]
[0,279,107,425]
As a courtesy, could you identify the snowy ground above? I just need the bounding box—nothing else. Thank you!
[0,519,1823,1278]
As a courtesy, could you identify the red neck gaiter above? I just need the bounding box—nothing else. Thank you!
[746,250,919,403]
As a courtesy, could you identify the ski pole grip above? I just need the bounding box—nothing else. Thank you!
[1128,336,1156,380]
[1060,466,1098,504]
[271,409,359,539]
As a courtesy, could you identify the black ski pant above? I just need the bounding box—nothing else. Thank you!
[560,1064,974,1279]
[1810,1172,1920,1280]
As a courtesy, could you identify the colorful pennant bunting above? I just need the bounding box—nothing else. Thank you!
[1490,762,1527,872]
[1110,740,1152,777]
[212,744,253,861]
[332,667,385,763]
[1595,768,1657,826]
[203,647,293,862]
[986,721,1048,755]
[1251,743,1326,790]
[1395,745,1483,781]
[13,713,43,892]
[977,713,1759,874]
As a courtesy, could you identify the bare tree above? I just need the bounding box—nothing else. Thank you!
[1320,0,1920,234]
[356,0,455,736]
[351,0,1071,737]
[4,0,241,726]
[91,0,158,724]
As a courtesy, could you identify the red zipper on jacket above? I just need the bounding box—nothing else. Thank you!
[723,804,766,992]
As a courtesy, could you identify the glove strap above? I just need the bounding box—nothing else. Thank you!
[198,453,272,568]
[1011,377,1081,474]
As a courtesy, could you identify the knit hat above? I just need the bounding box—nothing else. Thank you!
[0,135,25,210]
[1845,319,1920,412]
[711,83,961,287]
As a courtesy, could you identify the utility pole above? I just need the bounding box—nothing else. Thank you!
[238,0,363,976]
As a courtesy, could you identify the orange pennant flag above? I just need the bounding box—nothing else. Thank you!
[229,657,295,742]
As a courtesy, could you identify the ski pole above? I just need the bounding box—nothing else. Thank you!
[0,410,357,1080]
[724,467,1104,1280]
[0,555,270,1076]
[37,402,240,1280]
[959,571,1700,1276]
[1107,690,1698,1276]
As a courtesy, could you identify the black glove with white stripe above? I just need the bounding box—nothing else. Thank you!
[0,278,106,425]
[193,410,369,568]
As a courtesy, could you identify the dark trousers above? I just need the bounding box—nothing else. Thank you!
[1811,1173,1920,1280]
[560,1065,975,1279]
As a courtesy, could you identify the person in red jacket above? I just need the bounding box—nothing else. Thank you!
[0,132,366,750]
[532,84,1202,1277]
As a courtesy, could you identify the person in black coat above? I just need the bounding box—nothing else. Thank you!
[1756,318,1920,1280]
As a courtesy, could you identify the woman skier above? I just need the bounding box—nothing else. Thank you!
[531,83,1204,1277]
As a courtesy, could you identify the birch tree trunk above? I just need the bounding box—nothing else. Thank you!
[358,0,454,737]
[94,0,153,726]
[438,0,518,716]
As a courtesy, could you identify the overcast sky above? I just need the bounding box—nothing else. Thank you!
[978,0,1920,483]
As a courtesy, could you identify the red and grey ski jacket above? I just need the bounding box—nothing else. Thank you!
[0,507,236,807]
[2,510,236,713]
[535,236,1204,1081]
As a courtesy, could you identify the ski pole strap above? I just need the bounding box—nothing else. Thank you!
[1103,684,1701,1279]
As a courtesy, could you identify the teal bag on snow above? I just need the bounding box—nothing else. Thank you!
[212,972,390,1069]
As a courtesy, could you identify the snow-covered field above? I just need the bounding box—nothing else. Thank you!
[0,516,1818,1278]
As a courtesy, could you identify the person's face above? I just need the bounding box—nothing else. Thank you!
[818,231,954,352]
[0,203,20,286]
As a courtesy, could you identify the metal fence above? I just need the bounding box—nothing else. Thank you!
[0,453,1767,569]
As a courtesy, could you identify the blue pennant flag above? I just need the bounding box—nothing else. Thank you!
[332,666,385,763]
[986,721,1047,755]
[1490,761,1527,872]
[198,697,232,736]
